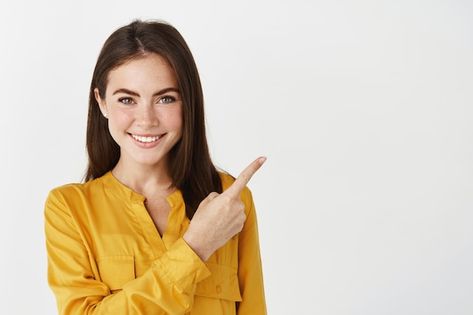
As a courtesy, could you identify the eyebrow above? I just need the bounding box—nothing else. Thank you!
[112,87,179,97]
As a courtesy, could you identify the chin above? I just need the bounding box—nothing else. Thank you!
[133,155,167,166]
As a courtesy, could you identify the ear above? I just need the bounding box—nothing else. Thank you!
[94,88,108,118]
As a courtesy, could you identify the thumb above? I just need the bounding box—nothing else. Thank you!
[207,192,219,201]
[199,192,219,207]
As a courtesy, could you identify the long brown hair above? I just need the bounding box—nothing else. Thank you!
[83,18,224,219]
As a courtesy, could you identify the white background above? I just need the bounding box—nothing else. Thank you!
[1,0,472,314]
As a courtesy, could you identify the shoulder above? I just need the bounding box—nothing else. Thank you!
[47,178,99,200]
[44,176,104,214]
[217,170,235,190]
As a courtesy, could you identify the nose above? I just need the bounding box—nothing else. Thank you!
[136,104,158,128]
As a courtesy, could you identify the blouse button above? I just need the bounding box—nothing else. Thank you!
[216,285,222,294]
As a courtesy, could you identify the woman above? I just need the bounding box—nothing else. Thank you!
[44,19,267,315]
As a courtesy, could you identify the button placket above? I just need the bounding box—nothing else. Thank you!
[136,201,167,257]
[105,171,184,258]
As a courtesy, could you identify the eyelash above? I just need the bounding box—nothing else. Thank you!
[118,95,176,105]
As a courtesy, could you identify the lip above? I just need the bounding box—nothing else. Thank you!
[128,133,165,148]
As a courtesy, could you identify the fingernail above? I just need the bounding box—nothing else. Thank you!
[259,156,267,164]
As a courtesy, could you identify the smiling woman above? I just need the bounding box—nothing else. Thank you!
[43,19,267,315]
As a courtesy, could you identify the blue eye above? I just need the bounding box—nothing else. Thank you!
[118,97,134,105]
[158,96,176,104]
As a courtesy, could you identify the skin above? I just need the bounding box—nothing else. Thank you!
[94,53,182,193]
[184,156,267,261]
[94,52,266,261]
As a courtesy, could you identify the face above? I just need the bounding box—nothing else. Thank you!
[94,53,183,170]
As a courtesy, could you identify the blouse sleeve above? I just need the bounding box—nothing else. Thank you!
[236,187,267,314]
[44,189,211,315]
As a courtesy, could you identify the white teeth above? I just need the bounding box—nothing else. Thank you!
[131,134,161,143]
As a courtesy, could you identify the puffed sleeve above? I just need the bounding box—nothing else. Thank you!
[236,187,267,314]
[44,189,211,315]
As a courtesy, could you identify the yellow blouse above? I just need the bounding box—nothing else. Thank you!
[44,170,266,315]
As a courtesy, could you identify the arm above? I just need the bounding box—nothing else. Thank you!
[236,188,267,315]
[44,189,211,315]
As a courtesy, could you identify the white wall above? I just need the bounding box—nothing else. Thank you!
[1,0,472,314]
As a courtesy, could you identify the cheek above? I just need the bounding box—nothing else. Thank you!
[106,111,133,143]
[110,110,134,129]
[161,106,183,131]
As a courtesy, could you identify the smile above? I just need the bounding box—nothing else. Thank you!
[129,133,163,143]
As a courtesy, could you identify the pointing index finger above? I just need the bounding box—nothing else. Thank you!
[224,156,266,198]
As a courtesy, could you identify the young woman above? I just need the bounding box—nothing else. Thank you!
[44,19,267,315]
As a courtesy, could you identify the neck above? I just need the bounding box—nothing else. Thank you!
[111,155,174,196]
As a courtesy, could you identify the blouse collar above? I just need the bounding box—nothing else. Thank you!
[101,170,183,207]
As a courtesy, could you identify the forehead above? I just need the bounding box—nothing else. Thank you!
[106,53,178,93]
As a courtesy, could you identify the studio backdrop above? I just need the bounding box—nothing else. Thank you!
[0,0,472,314]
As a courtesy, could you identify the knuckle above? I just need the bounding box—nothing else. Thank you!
[237,201,245,211]
[221,194,232,203]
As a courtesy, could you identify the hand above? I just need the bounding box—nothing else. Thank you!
[183,156,267,261]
